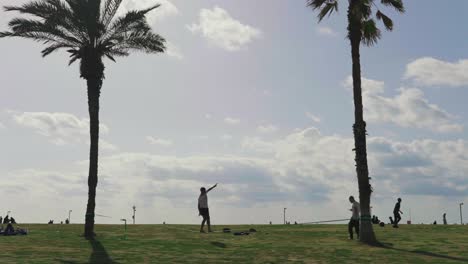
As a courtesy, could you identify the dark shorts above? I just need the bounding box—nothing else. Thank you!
[199,208,210,218]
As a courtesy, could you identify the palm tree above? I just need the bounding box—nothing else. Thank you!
[1,0,166,239]
[307,0,404,245]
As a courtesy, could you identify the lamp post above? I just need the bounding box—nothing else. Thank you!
[132,205,136,224]
[460,203,464,225]
[68,210,72,224]
[283,208,287,225]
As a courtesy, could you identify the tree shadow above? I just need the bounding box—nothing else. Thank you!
[89,239,118,264]
[380,243,468,262]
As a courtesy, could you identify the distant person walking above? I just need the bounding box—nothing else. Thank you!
[393,198,403,228]
[443,213,447,225]
[198,183,217,233]
[348,196,360,240]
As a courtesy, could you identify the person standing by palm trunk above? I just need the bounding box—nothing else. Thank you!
[307,0,405,245]
[1,0,166,239]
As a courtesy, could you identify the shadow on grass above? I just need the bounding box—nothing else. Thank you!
[381,243,468,262]
[211,241,227,248]
[89,239,118,264]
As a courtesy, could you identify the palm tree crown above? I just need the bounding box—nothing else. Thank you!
[0,0,166,78]
[307,0,404,46]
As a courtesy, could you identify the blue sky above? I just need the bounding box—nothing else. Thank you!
[0,0,467,225]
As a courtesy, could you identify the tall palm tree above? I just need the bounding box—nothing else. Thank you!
[307,0,404,245]
[0,0,166,239]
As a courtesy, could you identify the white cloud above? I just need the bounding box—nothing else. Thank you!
[164,41,183,59]
[224,117,240,125]
[187,6,261,51]
[221,134,233,141]
[146,136,173,147]
[343,76,463,133]
[117,0,179,25]
[205,114,212,119]
[405,57,468,87]
[257,124,278,134]
[306,112,321,123]
[3,127,468,224]
[316,26,337,37]
[10,111,117,150]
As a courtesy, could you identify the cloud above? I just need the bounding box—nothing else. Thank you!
[305,112,321,123]
[10,111,117,150]
[3,127,468,224]
[117,0,179,24]
[221,134,233,141]
[224,117,241,125]
[164,41,183,59]
[316,26,337,37]
[343,76,463,133]
[257,124,278,134]
[187,6,261,51]
[146,136,173,147]
[405,57,468,87]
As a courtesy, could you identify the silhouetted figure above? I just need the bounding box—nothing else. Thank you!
[4,223,14,235]
[48,220,53,224]
[61,221,63,224]
[348,196,360,240]
[10,217,16,224]
[3,215,10,224]
[163,221,166,225]
[389,216,394,225]
[198,183,217,233]
[443,213,447,225]
[393,198,403,228]
[433,221,437,225]
[0,216,2,224]
[294,221,298,225]
[65,218,70,224]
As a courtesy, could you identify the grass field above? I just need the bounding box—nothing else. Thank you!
[0,224,467,263]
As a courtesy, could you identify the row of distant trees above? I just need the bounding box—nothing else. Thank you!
[0,0,404,245]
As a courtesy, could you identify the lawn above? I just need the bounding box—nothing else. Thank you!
[0,224,467,263]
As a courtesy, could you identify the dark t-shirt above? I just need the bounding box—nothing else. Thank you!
[394,202,401,213]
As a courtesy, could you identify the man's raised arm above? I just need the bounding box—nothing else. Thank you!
[207,183,218,193]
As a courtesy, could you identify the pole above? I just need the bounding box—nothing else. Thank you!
[460,203,464,225]
[121,219,127,240]
[283,208,287,224]
[132,205,136,224]
[69,210,72,224]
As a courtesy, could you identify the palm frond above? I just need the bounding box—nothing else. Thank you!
[41,42,74,57]
[361,19,381,46]
[101,0,123,28]
[317,1,338,22]
[376,10,393,31]
[381,0,405,13]
[306,0,330,10]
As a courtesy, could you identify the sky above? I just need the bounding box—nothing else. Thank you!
[0,0,467,225]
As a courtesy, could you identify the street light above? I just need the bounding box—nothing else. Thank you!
[68,210,72,224]
[460,203,464,225]
[284,208,287,225]
[132,205,136,224]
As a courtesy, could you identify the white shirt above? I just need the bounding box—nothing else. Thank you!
[351,201,360,220]
[198,193,208,208]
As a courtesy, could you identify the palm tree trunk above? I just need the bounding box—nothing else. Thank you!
[84,76,101,239]
[348,0,377,245]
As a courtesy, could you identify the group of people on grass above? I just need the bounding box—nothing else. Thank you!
[348,196,404,239]
[0,214,27,236]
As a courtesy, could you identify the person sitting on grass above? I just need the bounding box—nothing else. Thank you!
[198,183,217,233]
[348,196,360,240]
[3,215,10,224]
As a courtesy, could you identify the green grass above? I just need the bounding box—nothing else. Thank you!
[0,224,467,263]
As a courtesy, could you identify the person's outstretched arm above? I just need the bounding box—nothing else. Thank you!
[207,183,218,193]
